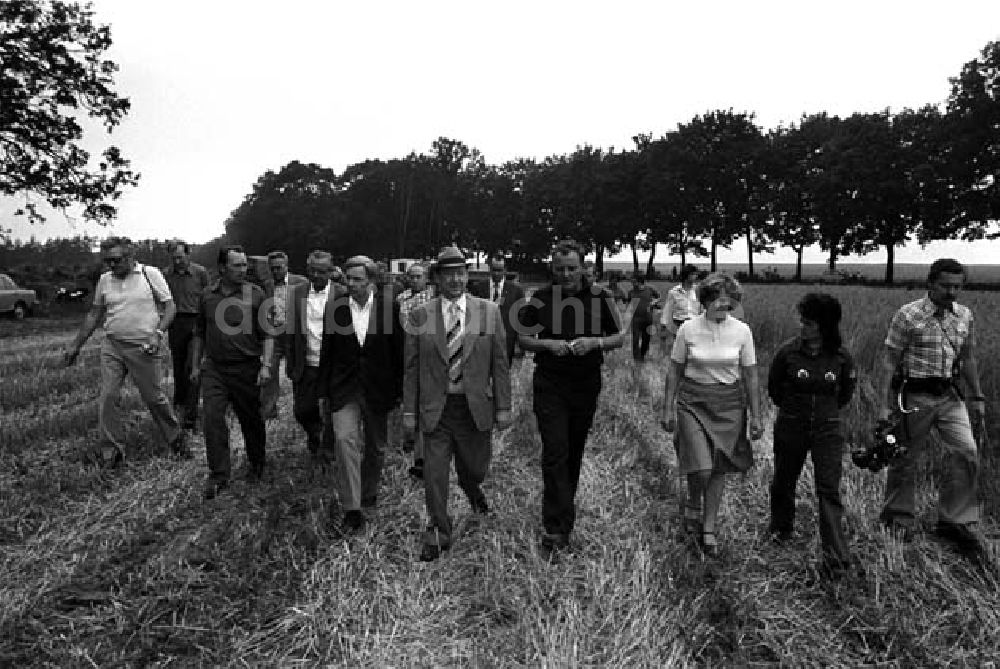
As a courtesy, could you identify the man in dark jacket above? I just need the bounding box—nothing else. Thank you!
[470,254,525,365]
[319,255,404,531]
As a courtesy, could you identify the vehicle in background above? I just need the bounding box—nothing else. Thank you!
[0,273,40,319]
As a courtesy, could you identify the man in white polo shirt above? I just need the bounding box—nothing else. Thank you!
[63,237,188,465]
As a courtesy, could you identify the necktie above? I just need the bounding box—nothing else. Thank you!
[447,302,464,385]
[493,284,500,303]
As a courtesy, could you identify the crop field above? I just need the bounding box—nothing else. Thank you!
[0,285,998,666]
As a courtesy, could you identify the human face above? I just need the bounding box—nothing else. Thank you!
[221,251,248,285]
[307,259,333,292]
[489,261,506,284]
[705,293,737,322]
[102,245,133,279]
[171,246,190,272]
[345,265,372,303]
[551,252,583,293]
[268,259,288,283]
[438,266,468,300]
[407,267,427,292]
[927,271,964,311]
[799,315,821,344]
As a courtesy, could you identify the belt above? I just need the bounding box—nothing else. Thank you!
[904,377,956,396]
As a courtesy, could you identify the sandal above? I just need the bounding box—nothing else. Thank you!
[701,531,719,557]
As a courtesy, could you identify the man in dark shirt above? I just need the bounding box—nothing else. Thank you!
[518,239,623,556]
[190,245,274,500]
[627,274,659,387]
[165,240,210,430]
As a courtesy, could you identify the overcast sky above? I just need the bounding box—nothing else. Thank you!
[6,0,1000,265]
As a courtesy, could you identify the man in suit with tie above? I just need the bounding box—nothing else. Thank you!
[261,250,308,421]
[471,254,525,365]
[319,255,404,531]
[403,247,513,561]
[285,250,341,459]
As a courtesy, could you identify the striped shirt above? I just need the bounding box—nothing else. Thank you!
[671,314,756,385]
[885,296,972,379]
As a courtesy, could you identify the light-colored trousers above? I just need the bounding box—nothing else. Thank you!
[100,337,181,452]
[882,391,980,526]
[331,397,388,511]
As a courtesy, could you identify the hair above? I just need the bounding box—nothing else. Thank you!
[551,239,585,263]
[167,239,191,254]
[488,255,507,269]
[696,272,743,307]
[266,250,288,263]
[217,245,246,266]
[797,292,843,352]
[680,265,700,282]
[344,255,377,280]
[306,250,332,266]
[100,236,132,253]
[927,258,966,283]
[407,262,428,276]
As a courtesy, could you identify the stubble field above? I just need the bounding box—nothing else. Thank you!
[0,284,998,667]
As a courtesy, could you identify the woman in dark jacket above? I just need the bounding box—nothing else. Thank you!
[767,292,856,579]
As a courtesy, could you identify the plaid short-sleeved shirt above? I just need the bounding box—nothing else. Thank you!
[884,296,973,379]
[397,287,435,323]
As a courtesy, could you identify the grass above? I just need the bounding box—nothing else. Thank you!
[0,285,998,666]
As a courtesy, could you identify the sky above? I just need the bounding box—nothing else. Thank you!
[5,0,1000,265]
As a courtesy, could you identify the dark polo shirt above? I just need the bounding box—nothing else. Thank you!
[195,280,272,364]
[166,262,210,315]
[520,281,620,381]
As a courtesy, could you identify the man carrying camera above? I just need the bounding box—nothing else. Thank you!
[876,258,988,558]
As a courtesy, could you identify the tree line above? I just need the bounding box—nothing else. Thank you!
[218,40,998,284]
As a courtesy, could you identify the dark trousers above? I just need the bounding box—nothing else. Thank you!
[631,320,652,361]
[769,414,851,566]
[259,337,287,420]
[293,366,335,454]
[202,358,266,482]
[168,314,200,426]
[423,394,492,548]
[534,372,601,536]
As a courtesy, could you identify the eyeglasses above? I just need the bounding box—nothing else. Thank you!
[102,256,125,265]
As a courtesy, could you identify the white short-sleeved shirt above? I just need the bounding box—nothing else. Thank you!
[670,313,756,384]
[94,263,172,342]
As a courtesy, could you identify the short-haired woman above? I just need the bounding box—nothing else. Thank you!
[662,273,763,556]
[767,292,856,579]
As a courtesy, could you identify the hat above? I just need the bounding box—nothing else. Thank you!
[436,246,467,269]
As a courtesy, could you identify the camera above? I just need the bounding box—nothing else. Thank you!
[851,416,908,472]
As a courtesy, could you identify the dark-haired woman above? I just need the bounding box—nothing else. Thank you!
[767,292,856,579]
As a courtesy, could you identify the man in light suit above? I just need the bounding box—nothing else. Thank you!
[261,250,308,420]
[319,255,404,531]
[403,247,513,561]
[285,250,341,458]
[471,254,525,365]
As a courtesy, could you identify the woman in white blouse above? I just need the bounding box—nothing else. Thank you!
[661,273,763,556]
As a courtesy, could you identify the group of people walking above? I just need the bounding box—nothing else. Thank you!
[64,239,990,571]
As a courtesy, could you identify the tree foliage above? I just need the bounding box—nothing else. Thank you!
[0,0,138,227]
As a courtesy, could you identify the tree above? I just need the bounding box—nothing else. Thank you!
[1,1,138,227]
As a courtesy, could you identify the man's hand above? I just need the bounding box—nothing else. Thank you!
[256,365,271,387]
[661,411,676,433]
[189,365,202,383]
[143,331,162,355]
[568,337,600,356]
[968,398,986,427]
[749,417,764,441]
[877,405,892,422]
[62,344,80,367]
[549,340,572,356]
[495,409,513,430]
[402,412,417,440]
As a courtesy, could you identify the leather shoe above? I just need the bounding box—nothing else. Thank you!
[419,543,448,562]
[247,461,265,481]
[935,522,988,555]
[882,518,915,543]
[344,510,365,531]
[408,459,424,480]
[203,478,229,500]
[169,432,192,459]
[471,498,491,515]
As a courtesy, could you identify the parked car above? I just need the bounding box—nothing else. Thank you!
[0,273,39,319]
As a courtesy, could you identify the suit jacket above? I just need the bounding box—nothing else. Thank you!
[404,295,511,433]
[471,279,525,362]
[284,281,343,384]
[318,291,404,413]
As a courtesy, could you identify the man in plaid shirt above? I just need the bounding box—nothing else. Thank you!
[397,261,435,478]
[877,258,988,558]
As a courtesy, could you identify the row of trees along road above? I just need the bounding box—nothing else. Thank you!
[224,41,998,283]
[1,0,997,283]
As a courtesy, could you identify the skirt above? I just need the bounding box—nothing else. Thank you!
[675,378,753,474]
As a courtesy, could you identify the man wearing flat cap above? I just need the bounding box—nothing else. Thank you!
[318,255,404,531]
[403,246,512,561]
